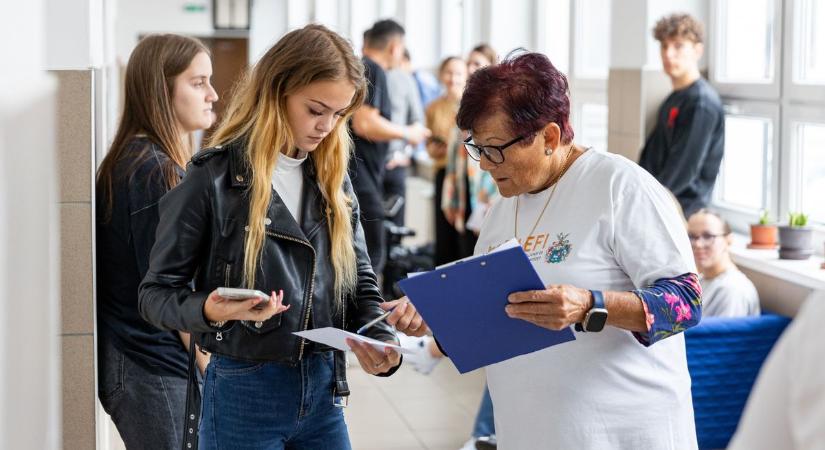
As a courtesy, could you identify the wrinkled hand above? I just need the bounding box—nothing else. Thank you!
[505,285,592,330]
[381,298,428,337]
[347,339,401,375]
[203,289,290,324]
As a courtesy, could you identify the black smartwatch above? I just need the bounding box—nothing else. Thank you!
[576,290,608,332]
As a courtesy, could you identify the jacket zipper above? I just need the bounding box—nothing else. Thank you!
[215,263,232,342]
[265,230,316,361]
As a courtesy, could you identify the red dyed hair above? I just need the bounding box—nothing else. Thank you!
[456,51,574,145]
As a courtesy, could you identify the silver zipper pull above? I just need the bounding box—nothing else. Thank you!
[216,331,223,341]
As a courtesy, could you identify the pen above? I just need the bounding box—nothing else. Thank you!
[356,303,404,335]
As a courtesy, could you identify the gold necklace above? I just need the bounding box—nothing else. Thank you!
[514,146,576,241]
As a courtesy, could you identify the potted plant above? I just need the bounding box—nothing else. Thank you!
[778,212,813,260]
[748,209,778,249]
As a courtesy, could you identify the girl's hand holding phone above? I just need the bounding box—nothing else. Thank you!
[204,288,289,323]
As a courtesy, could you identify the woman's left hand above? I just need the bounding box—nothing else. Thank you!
[505,284,593,330]
[381,298,429,337]
[347,339,401,375]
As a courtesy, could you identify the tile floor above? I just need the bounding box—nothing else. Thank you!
[344,356,486,450]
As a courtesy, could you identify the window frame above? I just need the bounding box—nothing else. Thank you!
[566,0,609,153]
[569,90,609,151]
[709,0,782,100]
[782,0,825,103]
[712,100,780,234]
[781,105,825,226]
[711,0,825,255]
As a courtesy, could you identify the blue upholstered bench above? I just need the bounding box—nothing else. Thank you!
[685,314,791,449]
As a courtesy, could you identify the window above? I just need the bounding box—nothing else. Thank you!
[567,0,609,156]
[712,0,825,245]
[711,0,781,99]
[784,0,825,102]
[792,121,825,224]
[793,0,825,84]
[715,115,773,211]
[716,0,775,83]
[574,102,608,151]
[572,0,610,80]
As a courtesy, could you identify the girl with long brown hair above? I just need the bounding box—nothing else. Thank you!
[138,24,427,449]
[95,34,217,448]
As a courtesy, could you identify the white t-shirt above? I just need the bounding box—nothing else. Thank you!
[728,292,825,450]
[271,153,307,224]
[475,150,698,450]
[700,268,760,317]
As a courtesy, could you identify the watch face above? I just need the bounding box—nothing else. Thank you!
[584,309,608,332]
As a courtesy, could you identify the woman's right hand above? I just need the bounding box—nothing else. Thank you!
[203,289,290,324]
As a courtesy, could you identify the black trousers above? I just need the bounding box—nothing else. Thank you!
[383,165,407,227]
[434,168,479,266]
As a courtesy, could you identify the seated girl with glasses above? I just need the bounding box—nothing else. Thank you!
[687,209,760,317]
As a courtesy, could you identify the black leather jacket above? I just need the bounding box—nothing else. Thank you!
[138,140,397,372]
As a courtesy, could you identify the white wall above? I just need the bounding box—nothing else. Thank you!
[249,0,288,64]
[45,0,102,69]
[0,0,61,448]
[114,0,214,64]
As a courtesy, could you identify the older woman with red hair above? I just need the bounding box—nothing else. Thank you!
[454,52,703,449]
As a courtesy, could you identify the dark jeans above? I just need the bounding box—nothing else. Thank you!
[98,339,188,450]
[199,353,350,450]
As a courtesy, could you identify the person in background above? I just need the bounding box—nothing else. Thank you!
[728,291,825,450]
[350,19,430,277]
[95,34,217,448]
[467,43,498,75]
[441,44,500,256]
[384,48,426,227]
[639,13,724,217]
[138,24,428,449]
[688,210,760,317]
[425,56,468,266]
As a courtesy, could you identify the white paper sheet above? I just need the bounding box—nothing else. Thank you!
[293,327,413,354]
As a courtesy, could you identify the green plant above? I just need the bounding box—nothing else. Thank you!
[758,209,771,225]
[788,212,809,227]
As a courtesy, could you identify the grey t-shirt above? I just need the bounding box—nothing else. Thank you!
[700,268,761,317]
[385,68,424,157]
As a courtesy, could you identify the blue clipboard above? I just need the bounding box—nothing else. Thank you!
[398,245,576,373]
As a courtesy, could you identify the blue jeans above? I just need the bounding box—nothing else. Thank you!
[98,338,189,449]
[200,352,350,450]
[472,386,496,438]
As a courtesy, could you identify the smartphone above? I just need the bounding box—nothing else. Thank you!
[217,287,270,302]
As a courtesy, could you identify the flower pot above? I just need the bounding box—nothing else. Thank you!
[748,224,778,249]
[778,226,813,260]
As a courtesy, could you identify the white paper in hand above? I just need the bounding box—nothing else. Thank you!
[293,327,413,354]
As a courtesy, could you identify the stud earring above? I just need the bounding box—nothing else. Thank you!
[545,148,553,156]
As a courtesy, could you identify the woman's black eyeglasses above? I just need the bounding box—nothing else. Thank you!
[463,134,530,164]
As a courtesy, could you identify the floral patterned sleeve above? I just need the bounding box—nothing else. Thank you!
[631,272,702,346]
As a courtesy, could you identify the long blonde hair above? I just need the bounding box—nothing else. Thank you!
[97,34,209,222]
[209,24,366,299]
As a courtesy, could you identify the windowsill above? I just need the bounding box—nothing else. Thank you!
[730,233,825,291]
